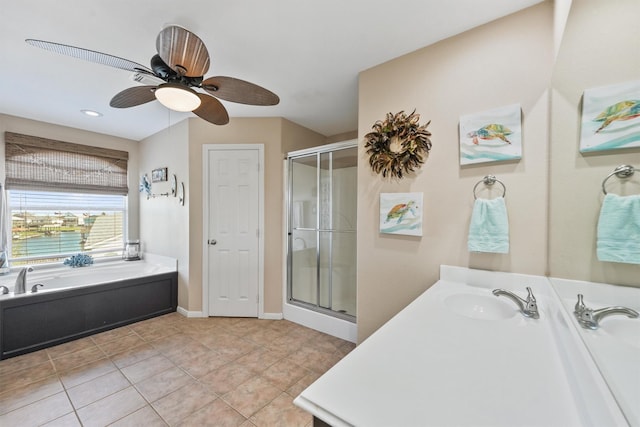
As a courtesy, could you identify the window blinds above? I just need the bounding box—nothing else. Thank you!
[4,132,129,195]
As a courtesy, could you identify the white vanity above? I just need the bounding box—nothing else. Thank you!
[551,278,640,427]
[294,266,638,426]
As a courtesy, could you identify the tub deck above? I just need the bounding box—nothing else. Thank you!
[0,256,178,360]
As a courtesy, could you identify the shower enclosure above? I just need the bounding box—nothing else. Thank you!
[287,141,357,322]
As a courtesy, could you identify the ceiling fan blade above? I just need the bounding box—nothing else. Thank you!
[156,25,210,78]
[110,86,158,108]
[202,76,280,106]
[25,39,154,75]
[193,93,229,125]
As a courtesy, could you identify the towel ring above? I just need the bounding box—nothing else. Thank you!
[601,164,638,195]
[473,175,506,200]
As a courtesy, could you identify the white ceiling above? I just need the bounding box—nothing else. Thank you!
[0,0,542,141]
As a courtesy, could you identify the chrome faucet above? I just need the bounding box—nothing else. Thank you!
[573,294,639,330]
[492,286,540,319]
[14,267,33,295]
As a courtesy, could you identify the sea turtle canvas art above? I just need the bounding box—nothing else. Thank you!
[459,104,522,165]
[380,193,423,236]
[580,80,640,152]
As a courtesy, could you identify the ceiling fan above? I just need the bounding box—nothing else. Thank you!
[25,25,280,125]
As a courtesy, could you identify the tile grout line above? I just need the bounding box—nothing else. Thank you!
[1,315,355,426]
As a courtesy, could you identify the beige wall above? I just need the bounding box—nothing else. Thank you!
[4,0,637,345]
[326,131,358,145]
[357,2,554,342]
[139,120,190,308]
[549,0,640,286]
[0,114,140,240]
[0,112,324,316]
[185,117,325,314]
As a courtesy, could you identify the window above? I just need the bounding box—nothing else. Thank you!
[4,132,129,266]
[9,190,126,265]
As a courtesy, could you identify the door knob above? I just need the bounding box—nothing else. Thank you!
[208,239,217,245]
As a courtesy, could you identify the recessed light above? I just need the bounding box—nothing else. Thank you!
[81,109,102,117]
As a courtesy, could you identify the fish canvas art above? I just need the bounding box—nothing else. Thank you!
[459,104,522,165]
[580,80,640,153]
[380,192,423,236]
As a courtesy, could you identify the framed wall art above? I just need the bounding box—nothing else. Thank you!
[151,167,168,182]
[579,80,640,153]
[379,192,423,236]
[459,104,522,165]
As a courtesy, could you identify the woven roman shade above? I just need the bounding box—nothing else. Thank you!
[4,132,129,195]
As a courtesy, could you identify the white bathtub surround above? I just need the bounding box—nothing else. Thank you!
[551,277,640,427]
[0,254,177,297]
[295,266,629,427]
[1,254,178,359]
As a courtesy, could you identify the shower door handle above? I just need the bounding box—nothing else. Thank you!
[208,239,217,245]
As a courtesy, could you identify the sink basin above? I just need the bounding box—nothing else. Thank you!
[601,317,640,349]
[443,293,517,320]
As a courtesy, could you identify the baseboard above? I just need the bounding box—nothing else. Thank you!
[261,312,283,320]
[177,307,280,320]
[177,307,205,318]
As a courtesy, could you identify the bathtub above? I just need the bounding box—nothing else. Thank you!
[0,256,175,295]
[0,254,178,359]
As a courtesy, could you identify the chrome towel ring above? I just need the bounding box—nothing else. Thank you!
[601,164,639,195]
[473,175,506,200]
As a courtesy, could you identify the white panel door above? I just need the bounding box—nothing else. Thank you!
[207,148,259,317]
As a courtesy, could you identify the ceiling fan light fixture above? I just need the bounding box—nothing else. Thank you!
[155,83,201,112]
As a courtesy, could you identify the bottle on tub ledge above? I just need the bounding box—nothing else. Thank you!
[123,240,141,261]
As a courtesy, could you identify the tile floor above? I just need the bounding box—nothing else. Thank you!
[0,313,355,426]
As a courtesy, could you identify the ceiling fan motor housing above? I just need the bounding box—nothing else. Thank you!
[150,54,174,79]
[150,54,203,87]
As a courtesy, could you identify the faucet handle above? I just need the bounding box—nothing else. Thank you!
[574,294,597,329]
[525,287,536,302]
[574,294,587,314]
[31,284,44,293]
[524,287,539,319]
[0,285,8,295]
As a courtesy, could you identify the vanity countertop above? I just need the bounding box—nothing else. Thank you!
[551,277,640,427]
[294,266,627,427]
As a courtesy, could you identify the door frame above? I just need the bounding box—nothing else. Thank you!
[202,144,265,318]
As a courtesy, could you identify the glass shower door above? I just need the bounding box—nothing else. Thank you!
[288,145,357,320]
[290,154,318,307]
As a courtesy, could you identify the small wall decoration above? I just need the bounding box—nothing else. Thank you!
[139,174,151,197]
[170,174,177,197]
[379,192,423,236]
[459,104,522,165]
[579,80,640,153]
[364,110,432,179]
[151,167,168,182]
[178,182,185,206]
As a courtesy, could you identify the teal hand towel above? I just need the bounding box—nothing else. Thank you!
[468,197,509,254]
[597,193,640,264]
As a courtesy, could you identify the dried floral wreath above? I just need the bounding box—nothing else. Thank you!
[364,110,432,179]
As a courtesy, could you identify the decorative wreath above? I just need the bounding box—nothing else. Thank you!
[364,110,432,179]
